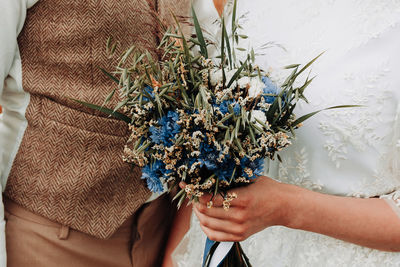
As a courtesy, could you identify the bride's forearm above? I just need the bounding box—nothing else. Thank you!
[286,185,400,252]
[193,176,400,251]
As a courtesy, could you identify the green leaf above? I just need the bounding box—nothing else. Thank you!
[217,113,234,125]
[177,192,187,210]
[70,99,131,123]
[229,167,237,184]
[172,188,186,202]
[103,89,116,106]
[221,18,226,86]
[121,46,135,64]
[234,117,241,139]
[284,64,301,69]
[226,59,247,88]
[248,126,258,147]
[172,13,191,63]
[113,99,128,113]
[99,67,119,84]
[292,105,362,127]
[296,52,324,78]
[232,0,237,35]
[250,48,255,63]
[191,6,208,58]
[223,23,233,69]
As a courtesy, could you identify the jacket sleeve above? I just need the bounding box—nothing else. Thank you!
[0,0,38,266]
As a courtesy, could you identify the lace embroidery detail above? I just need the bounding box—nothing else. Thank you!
[277,147,324,191]
[316,64,394,169]
[174,214,400,267]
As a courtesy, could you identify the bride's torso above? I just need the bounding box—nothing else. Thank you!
[175,0,400,266]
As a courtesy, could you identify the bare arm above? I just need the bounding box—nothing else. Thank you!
[162,201,192,267]
[193,176,400,252]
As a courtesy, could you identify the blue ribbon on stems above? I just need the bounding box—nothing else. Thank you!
[202,238,234,267]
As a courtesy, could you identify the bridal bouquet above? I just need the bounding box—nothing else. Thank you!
[77,1,353,266]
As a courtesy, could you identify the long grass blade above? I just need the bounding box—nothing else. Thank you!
[292,105,362,127]
[71,99,131,123]
[192,6,208,58]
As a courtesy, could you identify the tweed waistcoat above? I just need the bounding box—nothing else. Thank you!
[4,0,190,239]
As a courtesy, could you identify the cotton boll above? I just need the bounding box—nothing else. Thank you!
[248,77,265,98]
[237,77,251,88]
[250,110,267,128]
[210,69,222,86]
[225,69,237,84]
[209,68,238,87]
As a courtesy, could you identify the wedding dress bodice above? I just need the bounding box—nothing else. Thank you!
[247,0,400,199]
[174,0,400,266]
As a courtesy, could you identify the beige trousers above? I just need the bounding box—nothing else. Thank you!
[4,195,175,267]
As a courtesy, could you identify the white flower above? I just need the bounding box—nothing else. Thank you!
[250,110,267,128]
[237,77,251,88]
[209,68,237,87]
[248,77,265,98]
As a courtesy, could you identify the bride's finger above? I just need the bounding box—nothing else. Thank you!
[198,193,224,207]
[199,224,245,242]
[198,190,245,207]
[194,202,246,223]
[194,207,248,238]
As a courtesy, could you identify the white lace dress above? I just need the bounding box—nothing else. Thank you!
[173,0,400,266]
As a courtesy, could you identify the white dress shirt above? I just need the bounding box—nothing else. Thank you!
[0,1,38,265]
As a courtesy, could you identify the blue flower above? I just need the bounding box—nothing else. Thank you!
[141,163,164,193]
[233,103,241,116]
[198,141,219,171]
[240,156,264,180]
[195,137,238,181]
[218,100,230,114]
[149,111,181,146]
[149,126,162,144]
[261,76,280,104]
[216,100,241,116]
[214,156,236,181]
[142,86,155,102]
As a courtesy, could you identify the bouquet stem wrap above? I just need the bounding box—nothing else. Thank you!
[203,238,251,267]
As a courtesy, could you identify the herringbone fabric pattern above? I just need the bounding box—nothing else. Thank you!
[5,0,190,239]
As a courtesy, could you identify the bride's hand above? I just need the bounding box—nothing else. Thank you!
[188,176,400,251]
[190,176,298,242]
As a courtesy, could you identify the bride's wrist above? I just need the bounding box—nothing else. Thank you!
[279,183,311,230]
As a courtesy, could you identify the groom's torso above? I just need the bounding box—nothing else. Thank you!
[4,0,189,239]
